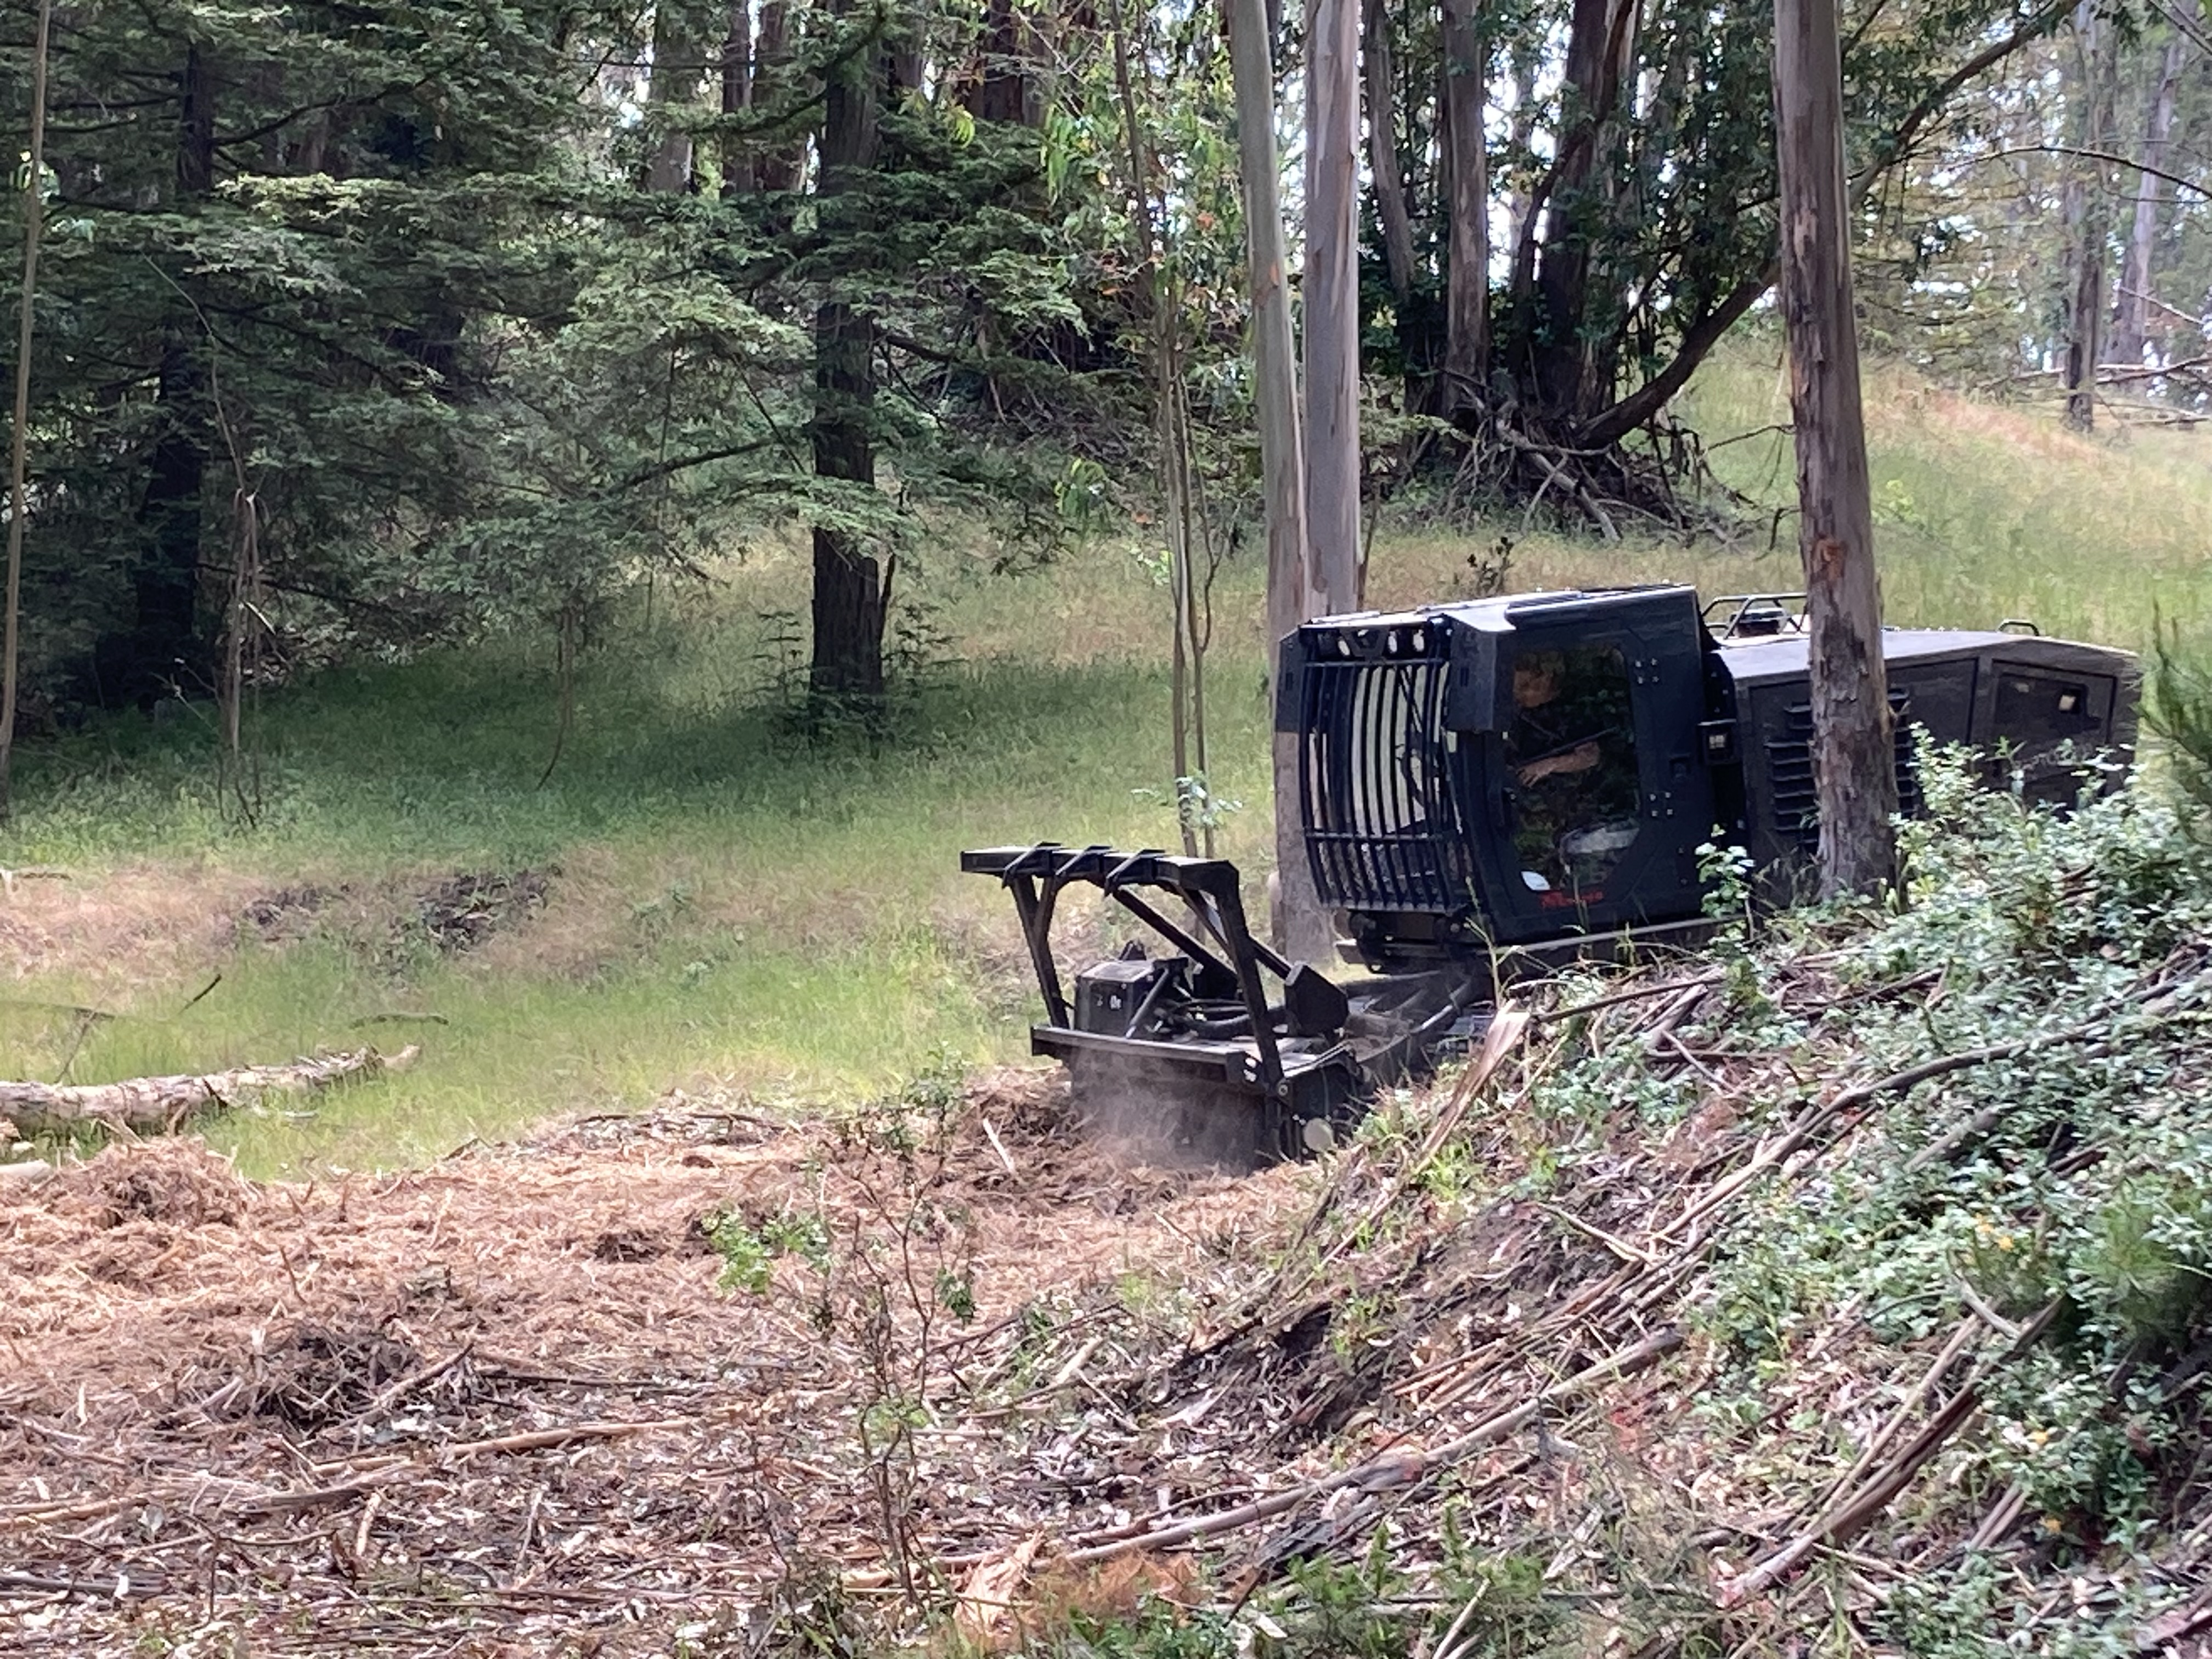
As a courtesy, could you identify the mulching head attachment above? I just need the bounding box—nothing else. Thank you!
[962,844,1486,1166]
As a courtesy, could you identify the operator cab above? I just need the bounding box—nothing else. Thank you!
[1280,584,2138,973]
[1280,585,1714,967]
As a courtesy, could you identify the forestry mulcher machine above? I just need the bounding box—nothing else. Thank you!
[963,584,2139,1163]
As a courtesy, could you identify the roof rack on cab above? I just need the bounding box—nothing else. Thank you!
[1705,592,1808,640]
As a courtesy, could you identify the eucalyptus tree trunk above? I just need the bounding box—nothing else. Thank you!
[1503,48,1541,257]
[1109,0,1207,856]
[1305,0,1363,617]
[1362,0,1415,308]
[1530,0,1634,424]
[2111,32,2187,370]
[1774,0,1897,898]
[810,13,887,707]
[0,0,53,816]
[1227,0,1327,960]
[1440,0,1488,424]
[2062,1,2115,430]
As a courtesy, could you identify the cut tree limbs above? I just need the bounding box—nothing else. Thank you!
[2,1045,419,1136]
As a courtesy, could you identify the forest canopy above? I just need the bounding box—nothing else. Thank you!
[0,0,2198,717]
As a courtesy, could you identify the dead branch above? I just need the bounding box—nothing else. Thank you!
[1,1046,419,1136]
[1537,972,1725,1025]
[1722,1299,2061,1604]
[1059,1327,1681,1564]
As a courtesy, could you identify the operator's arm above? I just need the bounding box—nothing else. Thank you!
[1514,740,1601,786]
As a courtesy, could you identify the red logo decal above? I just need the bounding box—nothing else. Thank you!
[1540,888,1602,910]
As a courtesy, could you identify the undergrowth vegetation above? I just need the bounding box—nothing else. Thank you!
[1286,743,2212,1658]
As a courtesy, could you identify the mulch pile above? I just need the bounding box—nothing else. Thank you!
[8,953,2212,1657]
[1,1071,1306,1656]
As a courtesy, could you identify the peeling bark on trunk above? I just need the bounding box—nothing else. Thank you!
[1774,0,1896,898]
[1227,0,1327,962]
[1304,0,1362,617]
[1440,0,1488,423]
[2,1048,418,1137]
[2111,32,2186,370]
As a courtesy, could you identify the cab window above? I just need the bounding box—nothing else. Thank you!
[1502,645,1641,898]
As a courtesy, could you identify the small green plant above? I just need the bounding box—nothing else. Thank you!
[1173,772,1243,840]
[1696,836,1756,928]
[706,1207,832,1295]
[1271,1534,1411,1659]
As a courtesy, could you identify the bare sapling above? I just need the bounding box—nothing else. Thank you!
[0,0,55,820]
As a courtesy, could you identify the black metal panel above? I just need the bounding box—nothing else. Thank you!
[1763,690,1923,855]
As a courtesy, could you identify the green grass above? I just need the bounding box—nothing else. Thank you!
[0,534,1282,1173]
[3,343,2206,1175]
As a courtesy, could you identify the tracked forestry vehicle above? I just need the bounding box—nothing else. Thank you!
[964,585,2138,1164]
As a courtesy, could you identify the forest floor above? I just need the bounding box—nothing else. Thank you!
[5,1071,1316,1656]
[10,837,2212,1658]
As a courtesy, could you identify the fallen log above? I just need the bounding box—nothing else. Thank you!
[0,1046,419,1136]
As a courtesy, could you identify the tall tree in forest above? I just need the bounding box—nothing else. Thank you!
[121,42,219,710]
[1363,0,1415,312]
[753,1,802,195]
[2062,0,2117,430]
[2112,30,2188,369]
[1227,0,1325,958]
[646,0,715,191]
[1340,0,2075,516]
[720,0,755,197]
[0,0,51,815]
[1107,0,1207,855]
[1440,0,1488,422]
[1774,0,1896,896]
[809,0,889,708]
[1305,0,1361,614]
[973,0,1040,125]
[1526,0,1635,421]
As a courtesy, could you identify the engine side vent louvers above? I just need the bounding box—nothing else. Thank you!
[1766,693,1923,851]
[1300,648,1470,912]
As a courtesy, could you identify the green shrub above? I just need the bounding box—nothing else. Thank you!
[2145,620,2212,835]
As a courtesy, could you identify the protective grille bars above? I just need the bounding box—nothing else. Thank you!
[1299,631,1471,913]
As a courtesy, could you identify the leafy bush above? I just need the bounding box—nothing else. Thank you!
[1522,744,2212,1552]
